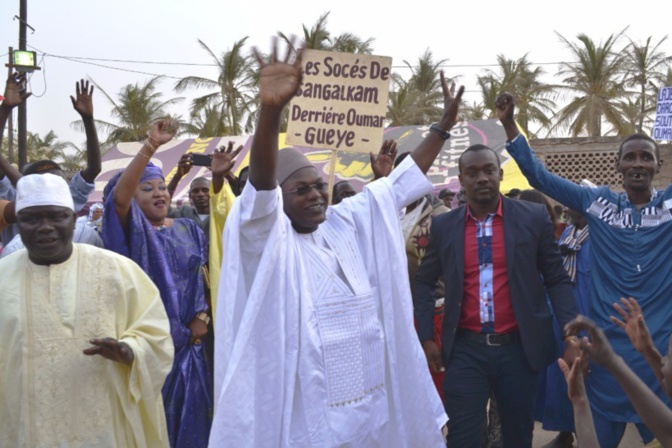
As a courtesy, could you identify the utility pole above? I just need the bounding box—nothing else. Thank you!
[18,0,28,170]
[7,47,14,164]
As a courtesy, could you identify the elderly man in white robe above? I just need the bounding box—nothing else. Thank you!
[209,42,464,448]
[0,173,174,447]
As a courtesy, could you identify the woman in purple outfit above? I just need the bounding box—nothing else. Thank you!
[102,120,212,448]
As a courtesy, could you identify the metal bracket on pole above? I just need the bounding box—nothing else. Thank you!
[13,15,35,34]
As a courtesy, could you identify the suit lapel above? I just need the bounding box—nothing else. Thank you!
[453,208,466,284]
[502,197,516,273]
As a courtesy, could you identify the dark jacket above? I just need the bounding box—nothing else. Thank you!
[414,196,577,371]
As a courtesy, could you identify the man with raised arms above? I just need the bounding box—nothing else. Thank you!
[209,41,463,447]
[497,93,670,447]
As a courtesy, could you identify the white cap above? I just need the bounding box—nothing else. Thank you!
[15,173,75,213]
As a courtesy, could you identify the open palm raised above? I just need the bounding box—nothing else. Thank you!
[2,72,31,107]
[253,40,303,108]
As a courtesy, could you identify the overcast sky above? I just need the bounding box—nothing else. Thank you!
[1,0,669,148]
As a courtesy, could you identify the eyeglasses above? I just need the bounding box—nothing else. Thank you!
[285,181,329,196]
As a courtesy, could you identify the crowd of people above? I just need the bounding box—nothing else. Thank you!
[1,41,672,448]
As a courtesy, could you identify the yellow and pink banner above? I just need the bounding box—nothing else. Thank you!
[91,119,529,204]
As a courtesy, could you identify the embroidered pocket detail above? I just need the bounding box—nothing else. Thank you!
[314,293,385,408]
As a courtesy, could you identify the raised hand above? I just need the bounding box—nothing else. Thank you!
[611,297,655,354]
[148,119,178,147]
[558,341,590,402]
[176,153,193,177]
[495,93,516,124]
[70,79,94,119]
[83,337,134,365]
[565,315,619,368]
[562,334,583,371]
[439,70,464,129]
[370,139,398,179]
[212,141,243,179]
[252,37,303,109]
[2,72,31,108]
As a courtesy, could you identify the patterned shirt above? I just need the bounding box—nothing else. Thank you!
[460,199,517,334]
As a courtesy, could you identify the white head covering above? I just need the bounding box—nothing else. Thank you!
[15,173,75,213]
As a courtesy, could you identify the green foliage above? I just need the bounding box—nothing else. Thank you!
[82,24,671,141]
[74,76,184,145]
[387,50,449,125]
[278,11,375,54]
[553,30,630,137]
[623,36,672,133]
[175,37,256,137]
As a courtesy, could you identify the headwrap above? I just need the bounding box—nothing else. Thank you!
[102,162,165,201]
[140,162,164,184]
[15,173,74,213]
[277,147,314,185]
[87,202,104,228]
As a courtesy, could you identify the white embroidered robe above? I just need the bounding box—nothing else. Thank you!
[210,156,447,447]
[0,244,174,448]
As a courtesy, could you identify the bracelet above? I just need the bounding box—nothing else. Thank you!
[147,135,161,149]
[138,150,152,160]
[145,139,157,152]
[429,123,451,140]
[196,312,211,325]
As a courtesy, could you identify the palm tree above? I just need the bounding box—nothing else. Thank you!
[386,49,449,125]
[615,97,643,135]
[0,135,16,162]
[461,100,488,122]
[175,37,256,136]
[51,142,87,172]
[77,76,183,144]
[25,130,70,161]
[662,68,672,88]
[553,30,630,137]
[279,12,331,51]
[278,12,375,55]
[405,49,447,94]
[474,75,500,119]
[330,33,374,54]
[623,36,672,133]
[500,55,556,137]
[387,75,429,126]
[183,106,230,138]
[476,55,556,136]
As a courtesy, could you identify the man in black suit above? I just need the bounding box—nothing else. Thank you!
[415,144,578,448]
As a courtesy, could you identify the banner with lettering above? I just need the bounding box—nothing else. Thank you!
[90,119,529,205]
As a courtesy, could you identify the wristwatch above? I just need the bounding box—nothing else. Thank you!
[429,123,451,140]
[196,312,211,325]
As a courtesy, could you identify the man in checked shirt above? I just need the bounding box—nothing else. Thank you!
[415,144,579,448]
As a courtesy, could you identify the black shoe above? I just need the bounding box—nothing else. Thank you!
[541,431,574,448]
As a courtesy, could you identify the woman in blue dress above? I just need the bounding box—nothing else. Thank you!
[102,120,212,448]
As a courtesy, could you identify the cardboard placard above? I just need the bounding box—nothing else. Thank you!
[286,49,392,153]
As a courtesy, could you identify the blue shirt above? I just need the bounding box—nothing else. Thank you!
[507,135,672,422]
